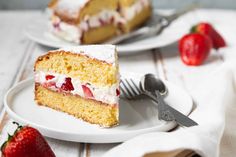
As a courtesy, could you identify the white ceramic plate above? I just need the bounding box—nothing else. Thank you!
[25,12,193,54]
[4,75,193,143]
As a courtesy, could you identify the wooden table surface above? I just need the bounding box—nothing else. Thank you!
[0,9,235,157]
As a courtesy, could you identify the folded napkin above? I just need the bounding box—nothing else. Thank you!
[103,55,236,157]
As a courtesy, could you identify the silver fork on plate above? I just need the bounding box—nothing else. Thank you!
[120,78,198,127]
[105,4,199,44]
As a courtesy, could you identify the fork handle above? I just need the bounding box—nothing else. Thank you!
[144,91,198,126]
[106,22,164,44]
[142,91,159,103]
[143,92,175,121]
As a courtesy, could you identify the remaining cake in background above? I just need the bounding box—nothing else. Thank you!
[34,45,120,127]
[48,0,123,44]
[48,0,152,44]
[118,0,152,32]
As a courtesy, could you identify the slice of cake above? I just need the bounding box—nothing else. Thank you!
[119,0,152,33]
[34,45,120,127]
[48,0,152,44]
[48,0,124,44]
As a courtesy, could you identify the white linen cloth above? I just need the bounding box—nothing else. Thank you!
[103,49,236,157]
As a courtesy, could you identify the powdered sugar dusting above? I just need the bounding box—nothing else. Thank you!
[56,0,89,18]
[58,45,117,65]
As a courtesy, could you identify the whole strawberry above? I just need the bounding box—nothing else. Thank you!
[179,33,212,66]
[1,122,55,157]
[191,22,226,49]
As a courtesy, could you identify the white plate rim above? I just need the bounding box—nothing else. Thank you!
[4,78,193,143]
[25,28,177,54]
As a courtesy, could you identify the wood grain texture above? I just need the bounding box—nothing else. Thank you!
[0,11,41,110]
[0,13,40,154]
[0,11,81,156]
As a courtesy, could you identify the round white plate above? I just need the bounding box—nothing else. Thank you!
[4,76,193,143]
[25,12,193,54]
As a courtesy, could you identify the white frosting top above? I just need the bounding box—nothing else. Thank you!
[56,0,89,18]
[56,45,117,64]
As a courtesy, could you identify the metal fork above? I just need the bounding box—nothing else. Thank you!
[120,78,165,101]
[120,78,175,121]
[106,4,199,44]
[120,78,198,126]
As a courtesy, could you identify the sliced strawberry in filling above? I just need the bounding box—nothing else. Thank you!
[43,82,56,88]
[45,75,55,80]
[116,89,120,96]
[82,85,94,98]
[61,77,74,91]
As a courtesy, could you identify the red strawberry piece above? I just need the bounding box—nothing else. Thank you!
[191,22,226,49]
[82,85,94,98]
[179,33,212,66]
[116,89,120,96]
[43,82,56,88]
[110,16,115,23]
[53,22,60,30]
[61,77,74,91]
[1,122,55,157]
[99,18,106,25]
[45,75,55,80]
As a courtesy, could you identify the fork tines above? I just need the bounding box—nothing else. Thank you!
[120,78,141,100]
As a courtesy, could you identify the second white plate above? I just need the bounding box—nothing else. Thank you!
[25,11,193,54]
[4,75,193,143]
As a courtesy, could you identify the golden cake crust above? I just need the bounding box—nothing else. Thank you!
[121,4,152,33]
[34,50,112,70]
[81,24,118,44]
[35,83,119,127]
[34,50,118,87]
[48,0,58,8]
[118,0,136,7]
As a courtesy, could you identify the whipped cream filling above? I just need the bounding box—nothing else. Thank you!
[121,0,150,21]
[50,10,125,44]
[50,17,81,43]
[35,71,119,105]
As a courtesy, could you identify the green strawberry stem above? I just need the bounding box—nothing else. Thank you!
[12,121,22,134]
[190,25,197,33]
